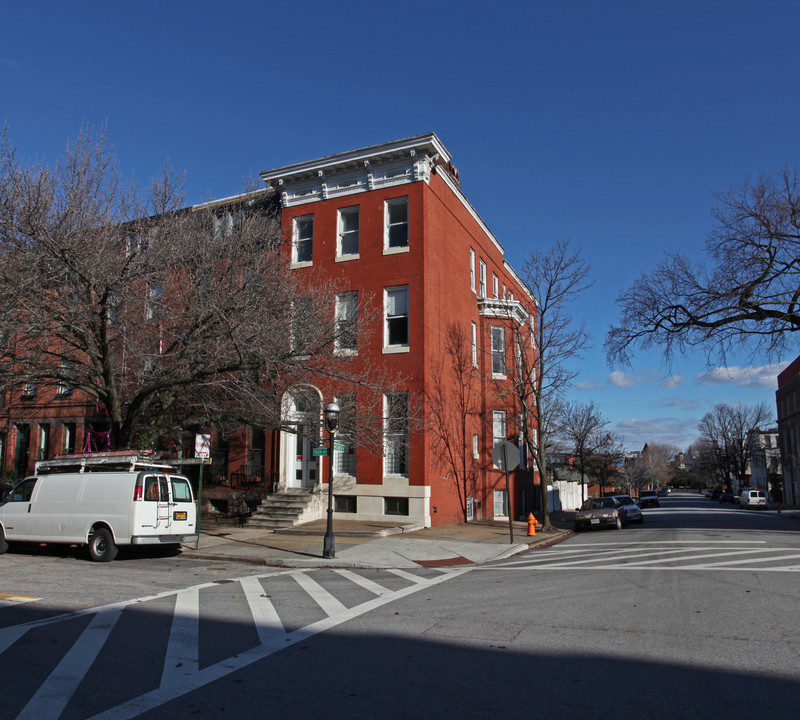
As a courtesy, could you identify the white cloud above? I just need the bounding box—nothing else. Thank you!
[609,370,636,387]
[694,363,785,389]
[611,416,700,451]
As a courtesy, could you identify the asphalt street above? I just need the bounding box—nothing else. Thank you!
[1,491,798,719]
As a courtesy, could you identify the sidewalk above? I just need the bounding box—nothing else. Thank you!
[179,514,574,569]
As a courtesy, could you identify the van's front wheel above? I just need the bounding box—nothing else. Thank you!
[89,528,118,562]
[0,527,8,554]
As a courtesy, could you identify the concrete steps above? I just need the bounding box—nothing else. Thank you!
[246,488,322,530]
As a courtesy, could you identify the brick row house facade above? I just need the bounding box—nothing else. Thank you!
[0,133,540,528]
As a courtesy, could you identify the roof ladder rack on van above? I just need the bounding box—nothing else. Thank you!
[35,450,176,474]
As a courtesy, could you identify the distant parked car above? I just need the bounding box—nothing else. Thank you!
[574,496,625,531]
[613,495,644,524]
[639,490,660,508]
[739,489,768,510]
[711,488,723,500]
[718,492,736,504]
[657,488,669,498]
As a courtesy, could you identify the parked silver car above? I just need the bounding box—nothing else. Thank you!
[613,494,643,524]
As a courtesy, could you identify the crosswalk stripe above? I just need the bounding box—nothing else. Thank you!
[292,572,349,617]
[333,569,387,596]
[160,588,199,688]
[386,568,429,584]
[16,608,123,720]
[240,576,286,647]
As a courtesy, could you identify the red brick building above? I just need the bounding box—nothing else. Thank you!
[259,133,539,526]
[0,133,539,528]
[777,354,800,506]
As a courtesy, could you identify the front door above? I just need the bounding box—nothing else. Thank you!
[290,423,317,489]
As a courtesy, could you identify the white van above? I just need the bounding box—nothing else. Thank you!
[739,488,768,510]
[0,452,197,561]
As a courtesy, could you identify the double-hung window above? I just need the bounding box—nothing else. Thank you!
[492,274,499,298]
[492,410,507,466]
[491,326,506,376]
[471,322,478,367]
[338,207,359,257]
[335,292,358,355]
[385,286,409,349]
[470,249,476,293]
[293,215,313,265]
[384,392,409,476]
[385,197,409,250]
[334,393,357,476]
[479,260,487,298]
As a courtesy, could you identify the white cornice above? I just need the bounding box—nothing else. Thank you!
[260,133,450,196]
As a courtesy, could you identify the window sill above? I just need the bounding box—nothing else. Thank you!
[383,245,409,256]
[335,254,360,263]
[334,349,358,357]
[492,373,507,380]
[291,261,313,269]
[382,346,410,355]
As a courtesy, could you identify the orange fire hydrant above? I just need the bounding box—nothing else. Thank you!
[527,513,537,536]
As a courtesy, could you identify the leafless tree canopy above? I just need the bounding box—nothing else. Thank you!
[426,323,480,521]
[606,167,800,367]
[626,443,676,492]
[697,402,772,489]
[516,238,593,523]
[0,127,395,449]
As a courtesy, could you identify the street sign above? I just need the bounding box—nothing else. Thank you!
[492,441,520,471]
[333,440,345,451]
[312,446,328,456]
[195,433,211,460]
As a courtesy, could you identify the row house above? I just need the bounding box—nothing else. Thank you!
[0,133,540,528]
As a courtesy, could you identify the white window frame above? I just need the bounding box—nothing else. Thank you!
[334,393,357,477]
[491,326,506,376]
[335,291,358,356]
[384,197,409,252]
[473,433,479,458]
[492,273,499,299]
[492,410,507,450]
[479,260,487,298]
[471,322,478,367]
[470,249,476,293]
[384,392,409,477]
[293,214,314,266]
[384,286,409,352]
[337,206,360,259]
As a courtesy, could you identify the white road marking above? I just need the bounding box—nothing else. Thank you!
[334,569,387,596]
[387,568,430,584]
[16,608,123,720]
[292,571,349,617]
[240,575,286,647]
[86,567,470,720]
[160,588,199,688]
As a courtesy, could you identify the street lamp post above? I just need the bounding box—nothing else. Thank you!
[322,401,340,559]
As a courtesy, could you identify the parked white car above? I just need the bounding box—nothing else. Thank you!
[613,494,644,524]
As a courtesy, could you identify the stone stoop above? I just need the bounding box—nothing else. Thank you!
[246,488,323,530]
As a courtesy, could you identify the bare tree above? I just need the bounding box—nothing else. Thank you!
[607,167,800,367]
[625,443,677,495]
[559,400,609,504]
[426,323,480,521]
[0,127,397,450]
[697,402,772,490]
[496,238,592,527]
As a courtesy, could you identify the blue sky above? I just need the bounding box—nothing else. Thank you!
[2,1,797,451]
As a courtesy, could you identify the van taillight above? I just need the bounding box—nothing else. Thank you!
[133,483,143,501]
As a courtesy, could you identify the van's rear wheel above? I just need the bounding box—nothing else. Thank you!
[0,527,8,554]
[89,528,118,562]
